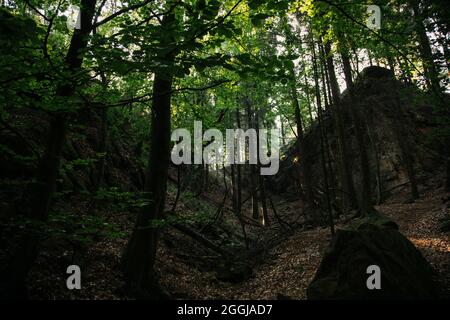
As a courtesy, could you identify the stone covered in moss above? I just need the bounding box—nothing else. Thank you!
[307,220,439,299]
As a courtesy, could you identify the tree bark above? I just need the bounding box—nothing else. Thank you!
[245,99,259,219]
[391,79,420,201]
[311,38,334,235]
[323,41,358,211]
[121,12,176,300]
[409,0,441,95]
[341,51,354,90]
[255,108,269,226]
[339,47,375,215]
[290,68,314,219]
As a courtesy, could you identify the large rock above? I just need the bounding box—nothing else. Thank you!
[307,219,440,299]
[269,66,445,211]
[356,65,394,82]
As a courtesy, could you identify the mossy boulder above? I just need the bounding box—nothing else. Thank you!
[307,219,439,299]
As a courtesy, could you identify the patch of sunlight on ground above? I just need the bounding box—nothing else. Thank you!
[409,237,450,253]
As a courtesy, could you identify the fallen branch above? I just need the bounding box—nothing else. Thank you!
[172,223,232,257]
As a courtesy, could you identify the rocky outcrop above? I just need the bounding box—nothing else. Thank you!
[307,217,440,299]
[269,66,445,205]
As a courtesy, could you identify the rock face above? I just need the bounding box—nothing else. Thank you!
[269,66,445,203]
[307,220,440,299]
[357,65,394,81]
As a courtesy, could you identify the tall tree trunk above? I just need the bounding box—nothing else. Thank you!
[234,109,248,248]
[95,104,108,191]
[204,164,209,191]
[0,0,97,299]
[235,109,242,215]
[245,99,259,219]
[318,56,337,207]
[340,49,374,215]
[341,52,353,89]
[303,73,314,123]
[409,0,441,95]
[290,69,314,219]
[368,50,374,66]
[280,119,286,148]
[366,118,383,204]
[321,45,333,111]
[323,41,358,211]
[121,12,175,300]
[255,108,269,226]
[391,81,420,201]
[352,48,360,75]
[311,38,334,235]
[91,22,109,196]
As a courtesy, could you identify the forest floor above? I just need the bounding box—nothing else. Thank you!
[157,188,450,299]
[28,183,450,300]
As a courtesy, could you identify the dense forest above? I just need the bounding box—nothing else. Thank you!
[0,0,449,302]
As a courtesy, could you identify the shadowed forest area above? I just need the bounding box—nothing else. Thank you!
[0,0,449,302]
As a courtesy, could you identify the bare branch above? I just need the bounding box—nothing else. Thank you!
[92,0,153,29]
[95,79,233,109]
[24,0,50,22]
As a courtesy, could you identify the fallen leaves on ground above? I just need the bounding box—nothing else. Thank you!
[28,186,449,299]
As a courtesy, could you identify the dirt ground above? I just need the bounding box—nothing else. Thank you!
[28,186,450,300]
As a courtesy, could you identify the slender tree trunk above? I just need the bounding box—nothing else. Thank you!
[323,41,358,211]
[321,44,333,111]
[311,38,334,235]
[366,118,383,204]
[236,109,242,215]
[368,50,374,66]
[318,55,337,207]
[245,99,259,219]
[255,109,269,226]
[290,69,314,218]
[0,0,97,299]
[319,61,329,108]
[95,106,108,190]
[304,73,314,123]
[341,52,353,89]
[352,48,360,75]
[90,23,108,196]
[280,119,286,148]
[340,47,375,215]
[121,12,176,300]
[409,0,441,95]
[391,80,420,200]
[204,164,209,190]
[234,109,248,248]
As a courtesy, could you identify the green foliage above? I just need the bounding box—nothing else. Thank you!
[94,187,152,210]
[1,0,448,267]
[46,209,126,245]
